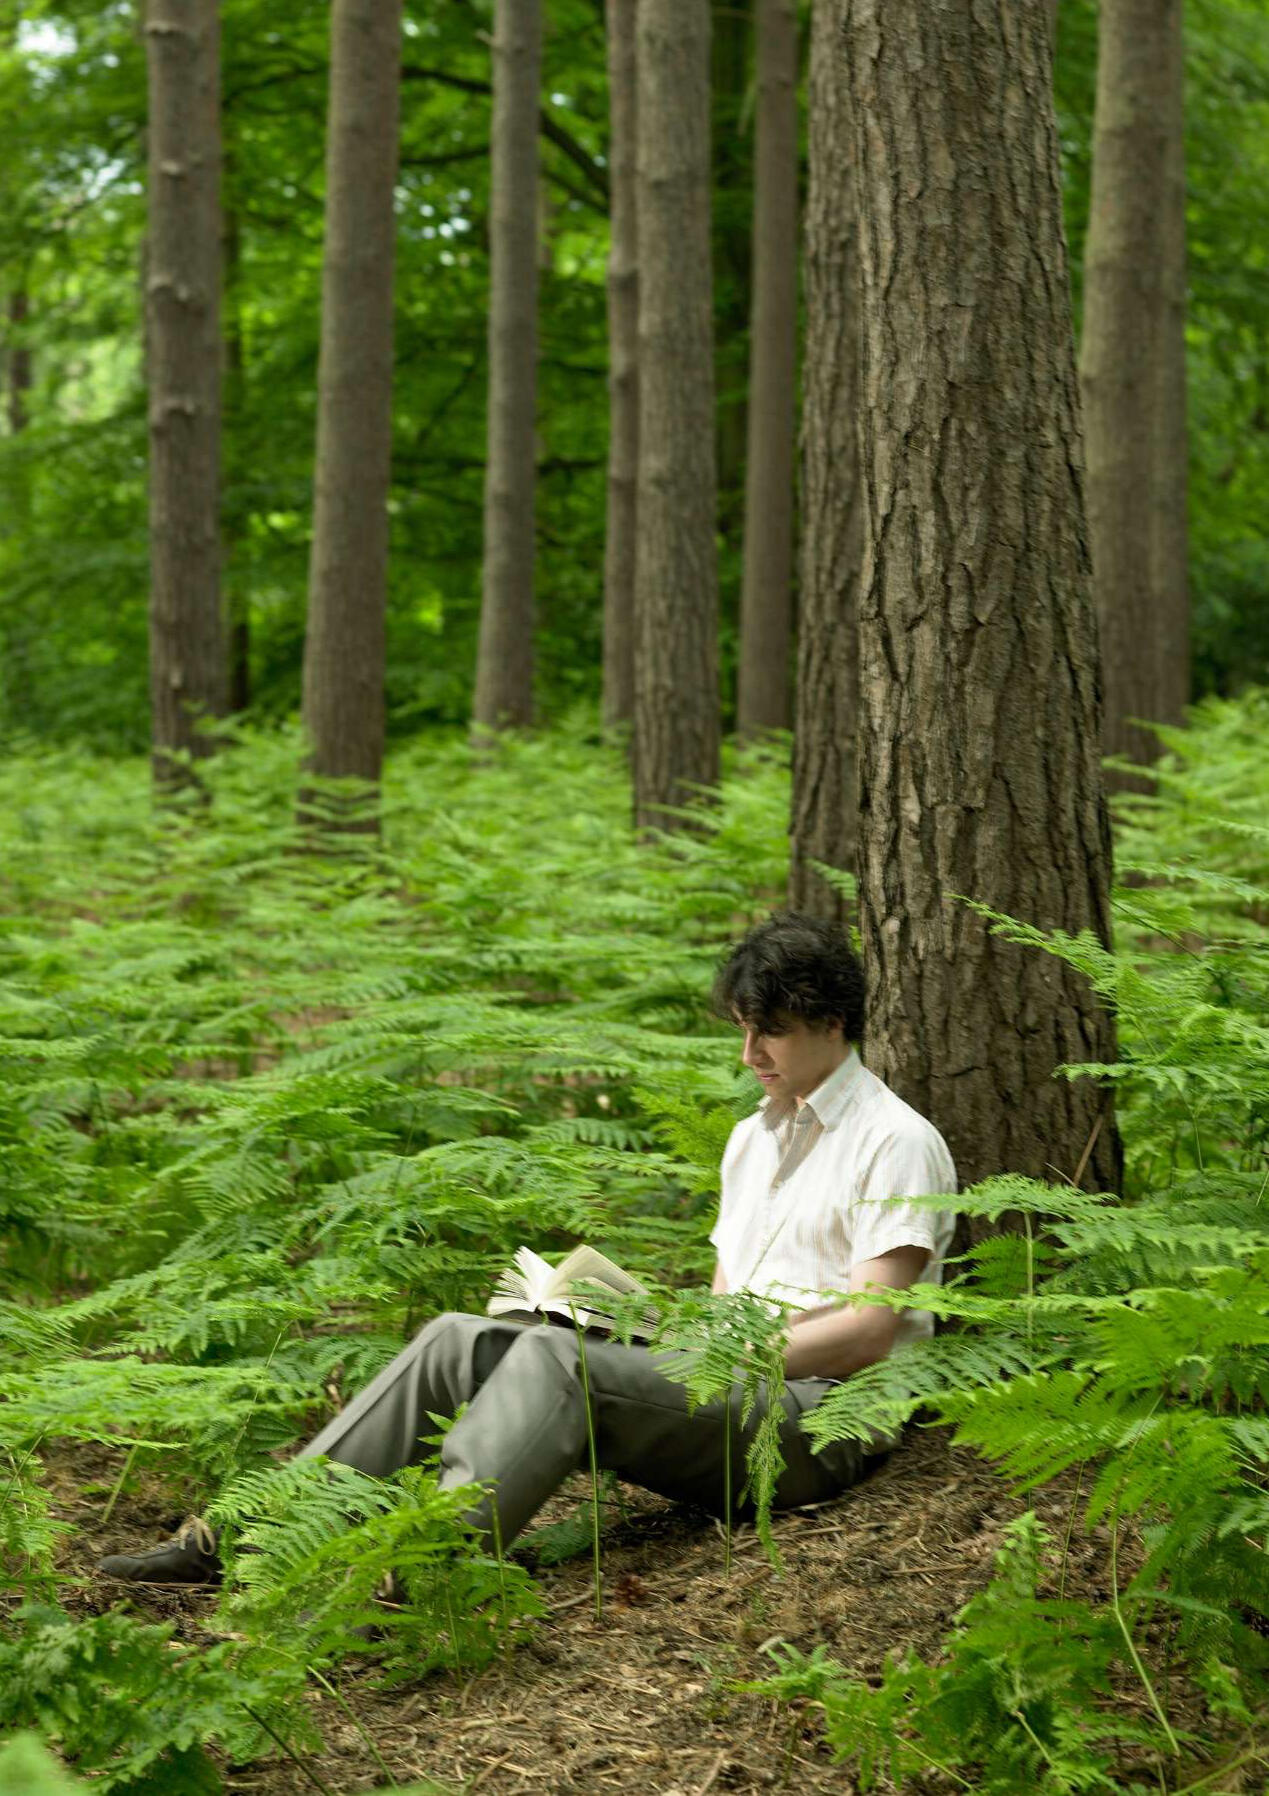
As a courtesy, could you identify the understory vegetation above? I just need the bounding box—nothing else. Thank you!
[1,693,1268,1793]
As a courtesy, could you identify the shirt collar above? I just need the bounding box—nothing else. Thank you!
[759,1045,864,1133]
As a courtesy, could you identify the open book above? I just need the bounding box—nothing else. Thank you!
[487,1244,656,1341]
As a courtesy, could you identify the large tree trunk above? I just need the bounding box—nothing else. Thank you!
[736,0,799,736]
[472,0,541,733]
[145,0,226,787]
[632,0,719,833]
[788,0,861,923]
[1079,0,1189,776]
[601,0,638,732]
[846,0,1122,1207]
[300,0,402,819]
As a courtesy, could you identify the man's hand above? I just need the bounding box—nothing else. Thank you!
[781,1244,930,1382]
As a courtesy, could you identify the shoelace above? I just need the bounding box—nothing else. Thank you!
[175,1515,218,1556]
[375,1570,405,1605]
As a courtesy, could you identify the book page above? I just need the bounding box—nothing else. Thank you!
[487,1244,556,1315]
[547,1244,646,1300]
[487,1244,655,1339]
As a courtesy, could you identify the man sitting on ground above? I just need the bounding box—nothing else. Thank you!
[100,912,958,1585]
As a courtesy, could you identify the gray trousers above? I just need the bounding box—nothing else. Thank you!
[298,1311,881,1547]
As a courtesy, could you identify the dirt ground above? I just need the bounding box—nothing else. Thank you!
[41,1421,1226,1796]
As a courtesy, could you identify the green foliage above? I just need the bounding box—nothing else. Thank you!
[614,1282,798,1563]
[0,1448,68,1596]
[211,1458,542,1681]
[0,1603,305,1792]
[4,3,1269,747]
[0,717,789,1776]
[746,699,1269,1788]
[1,702,1269,1787]
[1053,0,1269,697]
[748,1514,1176,1794]
[0,1732,86,1795]
[0,0,616,746]
[516,1469,621,1567]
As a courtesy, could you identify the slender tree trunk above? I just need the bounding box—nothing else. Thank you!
[222,189,249,713]
[472,0,541,733]
[737,0,799,736]
[8,290,30,435]
[1155,1,1190,728]
[300,0,402,819]
[846,0,1121,1207]
[632,0,719,833]
[145,0,226,787]
[4,15,31,448]
[788,0,861,923]
[713,0,751,592]
[1079,0,1188,776]
[6,289,32,534]
[602,0,639,733]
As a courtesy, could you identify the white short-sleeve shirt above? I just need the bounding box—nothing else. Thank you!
[709,1046,959,1360]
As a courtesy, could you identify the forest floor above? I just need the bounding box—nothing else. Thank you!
[48,1422,1205,1796]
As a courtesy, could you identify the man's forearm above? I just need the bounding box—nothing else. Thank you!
[781,1301,894,1382]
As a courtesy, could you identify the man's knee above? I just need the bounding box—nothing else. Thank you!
[502,1322,580,1379]
[415,1310,536,1393]
[413,1310,475,1347]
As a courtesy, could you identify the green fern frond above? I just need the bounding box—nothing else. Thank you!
[801,1332,1044,1451]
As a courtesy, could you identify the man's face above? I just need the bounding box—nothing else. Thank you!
[732,1011,848,1105]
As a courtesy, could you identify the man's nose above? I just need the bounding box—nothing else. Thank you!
[741,1030,767,1066]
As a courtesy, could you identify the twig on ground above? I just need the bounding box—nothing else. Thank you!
[467,1751,514,1791]
[695,1747,727,1794]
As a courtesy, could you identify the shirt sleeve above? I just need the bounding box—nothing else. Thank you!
[848,1128,958,1267]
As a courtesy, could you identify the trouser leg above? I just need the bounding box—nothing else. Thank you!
[296,1312,536,1481]
[572,1331,874,1521]
[298,1312,592,1547]
[298,1313,880,1550]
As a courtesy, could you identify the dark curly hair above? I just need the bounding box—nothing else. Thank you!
[710,912,865,1042]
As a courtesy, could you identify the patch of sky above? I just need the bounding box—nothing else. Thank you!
[17,21,74,55]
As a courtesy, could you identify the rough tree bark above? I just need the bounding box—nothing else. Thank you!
[713,0,751,569]
[1079,0,1189,776]
[632,0,720,833]
[846,0,1122,1206]
[737,0,799,736]
[602,0,638,732]
[788,0,862,923]
[145,0,226,787]
[472,0,542,733]
[300,0,402,818]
